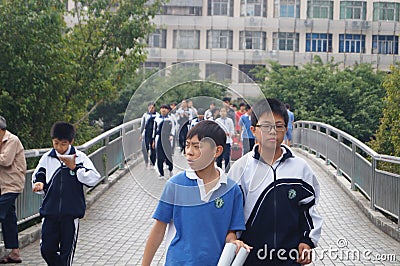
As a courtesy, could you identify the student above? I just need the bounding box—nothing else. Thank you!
[153,104,175,178]
[204,102,215,120]
[235,102,246,134]
[284,103,295,147]
[142,120,251,266]
[32,122,101,266]
[189,108,205,130]
[238,104,255,155]
[229,99,323,265]
[215,107,235,173]
[0,116,25,264]
[140,102,158,169]
[176,100,195,154]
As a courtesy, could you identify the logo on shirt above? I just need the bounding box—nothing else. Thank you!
[288,189,296,199]
[214,197,224,208]
[70,170,76,176]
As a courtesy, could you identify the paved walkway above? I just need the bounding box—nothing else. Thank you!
[17,149,400,265]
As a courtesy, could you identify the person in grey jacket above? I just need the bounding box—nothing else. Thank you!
[0,116,26,264]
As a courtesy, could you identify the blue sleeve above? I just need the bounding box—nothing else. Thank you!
[229,185,246,231]
[152,180,175,223]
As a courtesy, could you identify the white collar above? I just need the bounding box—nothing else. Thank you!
[186,167,227,202]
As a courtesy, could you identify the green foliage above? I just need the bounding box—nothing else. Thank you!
[369,65,400,157]
[0,0,160,148]
[258,57,385,143]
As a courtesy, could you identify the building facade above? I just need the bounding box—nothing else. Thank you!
[143,0,400,96]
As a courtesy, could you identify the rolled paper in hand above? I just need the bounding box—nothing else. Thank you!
[231,247,250,266]
[217,243,237,266]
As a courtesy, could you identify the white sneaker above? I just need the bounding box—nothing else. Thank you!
[158,175,165,180]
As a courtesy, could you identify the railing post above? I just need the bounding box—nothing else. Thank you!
[119,127,125,170]
[316,125,320,158]
[351,142,356,190]
[104,136,110,183]
[326,128,330,166]
[337,134,342,176]
[370,157,377,210]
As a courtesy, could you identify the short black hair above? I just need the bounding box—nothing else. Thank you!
[197,108,206,115]
[160,104,171,110]
[222,96,231,103]
[239,102,246,107]
[251,99,289,127]
[51,121,76,142]
[148,101,155,107]
[187,120,226,147]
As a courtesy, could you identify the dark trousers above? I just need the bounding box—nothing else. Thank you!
[41,216,79,266]
[242,138,255,155]
[142,135,156,166]
[178,125,188,153]
[156,140,173,176]
[0,192,19,249]
[216,143,231,173]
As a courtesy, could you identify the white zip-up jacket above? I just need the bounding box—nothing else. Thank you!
[229,144,323,265]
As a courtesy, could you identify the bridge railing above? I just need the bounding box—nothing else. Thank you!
[13,118,142,228]
[293,120,400,227]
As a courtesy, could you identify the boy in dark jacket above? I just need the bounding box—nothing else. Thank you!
[229,99,323,265]
[32,122,101,266]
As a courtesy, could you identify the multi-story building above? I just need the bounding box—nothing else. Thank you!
[144,0,400,96]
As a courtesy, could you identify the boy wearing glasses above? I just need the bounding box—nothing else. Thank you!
[229,98,323,265]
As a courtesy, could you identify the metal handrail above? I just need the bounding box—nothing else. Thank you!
[11,118,142,229]
[293,120,400,227]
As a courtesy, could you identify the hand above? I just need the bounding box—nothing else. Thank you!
[297,243,312,265]
[229,239,252,253]
[59,154,76,170]
[32,182,44,192]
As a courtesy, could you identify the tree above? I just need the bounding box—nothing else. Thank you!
[257,57,385,142]
[0,0,160,148]
[370,65,400,157]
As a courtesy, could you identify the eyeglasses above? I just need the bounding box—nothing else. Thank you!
[254,123,286,132]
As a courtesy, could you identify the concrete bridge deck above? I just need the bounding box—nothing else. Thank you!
[15,148,400,265]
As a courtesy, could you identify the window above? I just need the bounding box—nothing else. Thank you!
[275,0,300,18]
[307,0,333,19]
[205,64,232,81]
[208,0,234,16]
[173,30,200,49]
[273,32,299,51]
[207,30,233,49]
[238,64,266,83]
[240,0,267,17]
[161,6,202,16]
[372,35,399,54]
[373,2,400,21]
[239,31,266,50]
[141,62,167,75]
[340,1,367,19]
[305,33,332,52]
[147,30,167,48]
[339,34,365,53]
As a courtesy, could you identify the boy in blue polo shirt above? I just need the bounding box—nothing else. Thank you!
[142,120,251,266]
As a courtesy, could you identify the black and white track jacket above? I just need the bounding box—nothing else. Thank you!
[229,145,323,265]
[32,146,101,219]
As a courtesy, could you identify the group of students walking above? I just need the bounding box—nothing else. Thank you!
[0,97,309,266]
[142,98,322,266]
[140,97,259,177]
